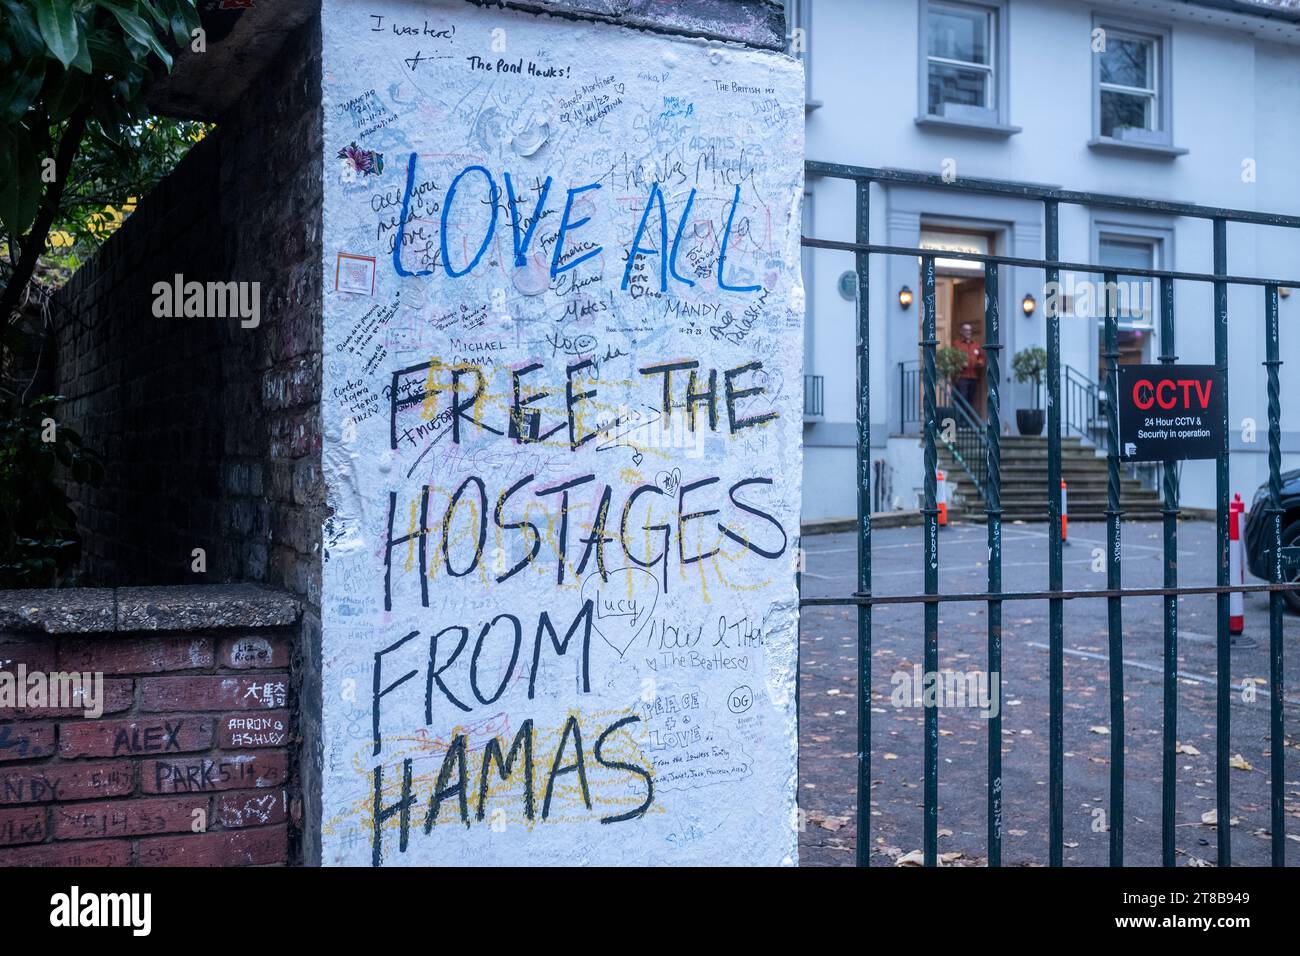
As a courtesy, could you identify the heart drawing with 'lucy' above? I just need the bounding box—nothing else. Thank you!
[580,566,659,657]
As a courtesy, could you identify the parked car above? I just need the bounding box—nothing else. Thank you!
[1244,469,1300,613]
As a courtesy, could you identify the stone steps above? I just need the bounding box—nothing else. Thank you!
[938,433,1163,522]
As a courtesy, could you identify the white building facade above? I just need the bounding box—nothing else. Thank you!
[793,0,1300,520]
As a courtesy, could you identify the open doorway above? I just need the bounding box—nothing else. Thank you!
[921,227,995,419]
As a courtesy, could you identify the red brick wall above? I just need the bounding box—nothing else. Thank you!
[0,629,294,867]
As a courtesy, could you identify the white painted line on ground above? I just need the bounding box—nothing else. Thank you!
[1007,525,1197,556]
[1025,640,1274,700]
[840,559,1098,579]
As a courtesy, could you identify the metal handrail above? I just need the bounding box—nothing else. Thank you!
[1063,363,1104,446]
[897,360,988,498]
[943,384,988,500]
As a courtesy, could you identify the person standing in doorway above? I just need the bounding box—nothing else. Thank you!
[953,322,986,413]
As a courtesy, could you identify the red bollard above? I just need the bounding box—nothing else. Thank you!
[1061,478,1069,545]
[1230,492,1245,634]
[937,469,948,527]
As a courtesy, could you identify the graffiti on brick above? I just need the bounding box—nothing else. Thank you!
[222,714,288,748]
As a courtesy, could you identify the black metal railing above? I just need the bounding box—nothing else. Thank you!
[802,158,1300,869]
[898,361,989,500]
[804,374,824,418]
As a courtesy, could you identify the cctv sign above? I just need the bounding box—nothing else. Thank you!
[1117,364,1225,461]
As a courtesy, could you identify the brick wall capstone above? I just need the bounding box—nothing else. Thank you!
[0,585,300,867]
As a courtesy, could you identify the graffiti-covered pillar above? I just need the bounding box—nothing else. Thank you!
[319,0,804,865]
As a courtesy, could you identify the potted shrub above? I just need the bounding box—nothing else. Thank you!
[1012,346,1047,436]
[935,346,968,422]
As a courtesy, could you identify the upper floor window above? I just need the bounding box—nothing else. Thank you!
[1099,32,1157,137]
[928,3,994,114]
[917,1,1014,133]
[1090,19,1182,155]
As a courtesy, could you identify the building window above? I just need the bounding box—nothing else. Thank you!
[1098,236,1156,327]
[1091,19,1179,153]
[927,3,994,114]
[917,1,1013,132]
[1099,32,1156,137]
[1096,234,1160,376]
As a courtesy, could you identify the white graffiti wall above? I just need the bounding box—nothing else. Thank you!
[320,0,805,865]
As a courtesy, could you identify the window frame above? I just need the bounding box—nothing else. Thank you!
[1089,16,1182,156]
[1096,233,1158,330]
[1087,216,1176,384]
[916,0,1016,135]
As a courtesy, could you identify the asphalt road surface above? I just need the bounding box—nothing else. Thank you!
[796,518,1300,867]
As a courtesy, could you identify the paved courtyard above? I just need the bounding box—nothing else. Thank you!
[796,518,1300,867]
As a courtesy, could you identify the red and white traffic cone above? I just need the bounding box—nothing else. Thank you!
[1230,492,1245,634]
[1061,478,1069,545]
[937,469,948,527]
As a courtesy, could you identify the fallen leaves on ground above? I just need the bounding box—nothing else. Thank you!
[806,810,850,832]
[894,849,978,867]
[1201,809,1241,827]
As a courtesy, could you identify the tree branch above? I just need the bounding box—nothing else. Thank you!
[0,105,92,348]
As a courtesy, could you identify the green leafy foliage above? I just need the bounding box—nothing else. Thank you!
[34,0,82,69]
[1012,346,1048,385]
[936,345,969,384]
[1012,346,1048,409]
[0,395,104,587]
[0,0,201,239]
[53,116,205,258]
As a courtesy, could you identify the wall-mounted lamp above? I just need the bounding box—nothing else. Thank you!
[898,285,914,310]
[1281,287,1293,299]
[1022,293,1037,317]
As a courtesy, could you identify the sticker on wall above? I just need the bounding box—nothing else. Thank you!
[338,141,382,184]
[334,253,376,295]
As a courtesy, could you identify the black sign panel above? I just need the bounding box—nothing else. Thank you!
[1116,364,1225,462]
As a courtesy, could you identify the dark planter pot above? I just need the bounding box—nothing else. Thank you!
[1016,408,1045,436]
